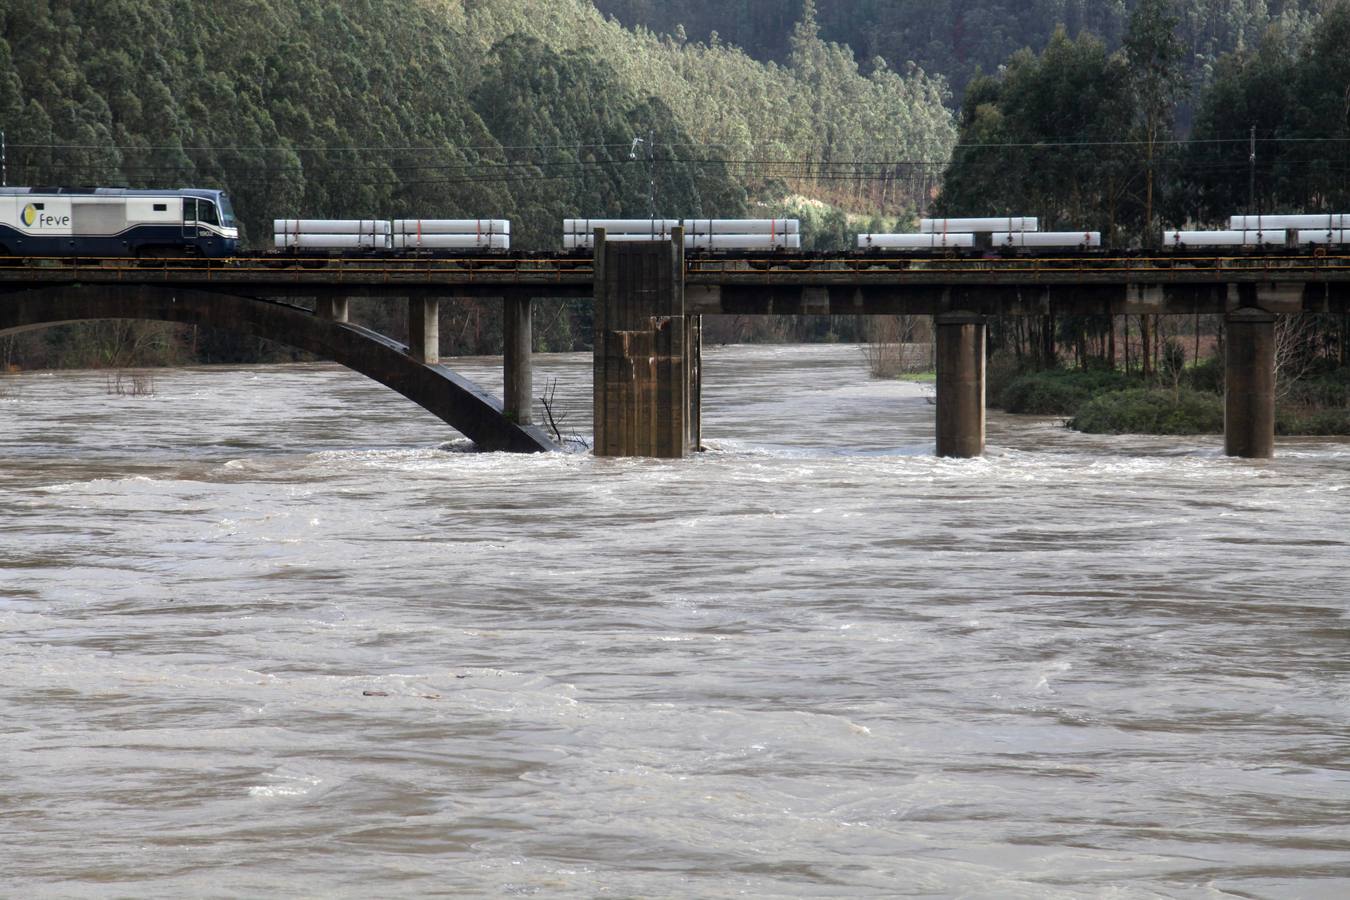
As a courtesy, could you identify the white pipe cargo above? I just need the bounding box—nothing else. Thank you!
[563,218,680,236]
[1298,229,1350,244]
[273,234,392,249]
[993,231,1101,247]
[392,233,510,250]
[273,219,391,235]
[687,233,800,249]
[1229,214,1349,230]
[392,219,510,235]
[1161,230,1271,247]
[564,233,664,247]
[563,218,800,236]
[680,218,800,235]
[921,217,1038,233]
[857,233,975,249]
[567,233,801,249]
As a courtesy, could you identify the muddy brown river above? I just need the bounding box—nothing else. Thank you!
[2,344,1348,897]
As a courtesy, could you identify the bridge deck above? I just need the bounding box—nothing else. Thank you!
[2,254,1349,314]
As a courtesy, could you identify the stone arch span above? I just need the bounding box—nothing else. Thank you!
[0,284,556,452]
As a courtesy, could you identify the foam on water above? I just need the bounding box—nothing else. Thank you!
[2,349,1349,896]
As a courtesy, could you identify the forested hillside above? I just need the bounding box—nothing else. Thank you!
[594,0,1323,105]
[937,0,1350,240]
[0,0,956,366]
[0,0,954,249]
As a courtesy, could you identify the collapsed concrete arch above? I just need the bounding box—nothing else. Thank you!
[0,284,556,452]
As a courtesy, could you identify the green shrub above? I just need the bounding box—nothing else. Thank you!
[985,350,1022,401]
[1069,387,1223,434]
[1186,355,1224,393]
[1277,407,1350,435]
[995,368,1132,415]
[1283,369,1350,410]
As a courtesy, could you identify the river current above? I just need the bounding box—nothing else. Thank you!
[2,344,1348,898]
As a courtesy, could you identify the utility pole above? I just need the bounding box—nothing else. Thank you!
[629,135,655,217]
[1248,124,1256,215]
[646,131,656,218]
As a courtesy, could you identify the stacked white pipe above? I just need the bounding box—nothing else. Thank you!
[1229,214,1350,230]
[563,218,678,249]
[920,216,1039,233]
[681,218,800,250]
[274,219,391,250]
[994,231,1101,248]
[1300,230,1350,244]
[393,219,509,250]
[563,218,800,250]
[857,233,974,249]
[1165,213,1350,247]
[858,215,1041,249]
[1162,230,1271,248]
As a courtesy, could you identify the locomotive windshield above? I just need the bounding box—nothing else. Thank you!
[217,193,237,227]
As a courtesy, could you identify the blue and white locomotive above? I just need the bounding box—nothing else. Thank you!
[0,187,239,258]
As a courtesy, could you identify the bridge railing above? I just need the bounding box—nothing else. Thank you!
[0,255,597,283]
[684,254,1350,277]
[3,253,1350,282]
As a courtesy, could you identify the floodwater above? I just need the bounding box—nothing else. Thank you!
[2,344,1348,898]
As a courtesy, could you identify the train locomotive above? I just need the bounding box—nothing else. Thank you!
[0,186,239,257]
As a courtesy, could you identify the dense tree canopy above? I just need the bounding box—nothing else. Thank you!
[936,29,1136,238]
[593,0,1323,107]
[1180,3,1350,222]
[936,0,1350,241]
[0,0,956,248]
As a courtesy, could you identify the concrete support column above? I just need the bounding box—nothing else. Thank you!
[314,296,349,323]
[407,296,439,364]
[1225,307,1276,459]
[935,312,986,458]
[503,295,533,425]
[593,227,695,458]
[687,314,703,451]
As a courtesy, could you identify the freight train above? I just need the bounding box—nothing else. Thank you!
[3,185,1349,259]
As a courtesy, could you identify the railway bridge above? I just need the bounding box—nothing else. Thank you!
[2,229,1348,459]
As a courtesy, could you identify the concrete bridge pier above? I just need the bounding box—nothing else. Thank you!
[315,296,349,323]
[1225,307,1276,459]
[688,313,703,451]
[593,228,697,457]
[407,296,439,364]
[503,295,533,425]
[935,312,987,458]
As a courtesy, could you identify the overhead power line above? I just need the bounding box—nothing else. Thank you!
[9,135,1350,155]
